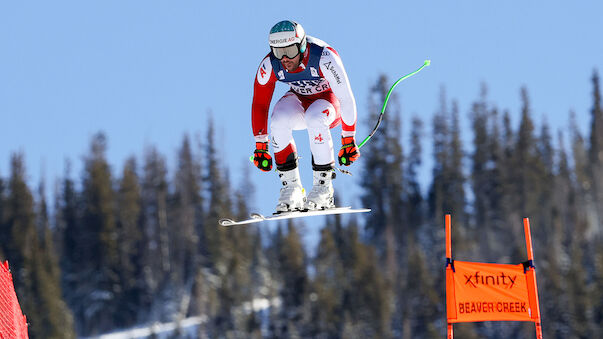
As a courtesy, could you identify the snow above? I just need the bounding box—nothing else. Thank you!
[80,316,206,339]
[79,297,279,339]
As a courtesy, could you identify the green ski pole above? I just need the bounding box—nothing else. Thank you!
[358,59,431,149]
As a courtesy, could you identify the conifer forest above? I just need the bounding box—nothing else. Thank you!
[1,72,602,338]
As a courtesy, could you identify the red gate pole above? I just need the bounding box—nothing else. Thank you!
[446,214,454,339]
[523,218,543,339]
[446,214,452,260]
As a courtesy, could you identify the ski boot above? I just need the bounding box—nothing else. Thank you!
[305,169,335,210]
[276,167,306,213]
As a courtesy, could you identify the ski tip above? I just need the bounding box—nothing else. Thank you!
[219,218,235,226]
[424,59,431,66]
[250,213,265,219]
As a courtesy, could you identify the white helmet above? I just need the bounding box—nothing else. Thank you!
[268,20,307,59]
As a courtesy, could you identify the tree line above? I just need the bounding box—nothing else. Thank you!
[0,71,601,338]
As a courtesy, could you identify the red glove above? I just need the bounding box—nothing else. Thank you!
[253,142,273,172]
[338,136,360,166]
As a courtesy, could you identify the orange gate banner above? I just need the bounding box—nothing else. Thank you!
[447,260,536,323]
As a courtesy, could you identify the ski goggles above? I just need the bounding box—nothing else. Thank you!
[271,44,301,60]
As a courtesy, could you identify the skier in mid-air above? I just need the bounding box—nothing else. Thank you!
[252,20,360,212]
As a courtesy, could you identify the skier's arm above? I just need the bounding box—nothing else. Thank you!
[320,48,360,166]
[319,47,357,137]
[252,55,277,142]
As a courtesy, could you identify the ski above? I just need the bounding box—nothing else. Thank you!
[219,207,371,227]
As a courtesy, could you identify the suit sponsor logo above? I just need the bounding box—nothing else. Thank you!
[290,79,330,95]
[291,79,322,88]
[323,62,342,84]
[257,61,271,85]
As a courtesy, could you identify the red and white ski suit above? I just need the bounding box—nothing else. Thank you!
[252,36,357,169]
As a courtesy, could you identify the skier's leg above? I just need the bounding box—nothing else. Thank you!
[304,99,339,210]
[270,92,306,171]
[305,99,338,169]
[270,93,307,211]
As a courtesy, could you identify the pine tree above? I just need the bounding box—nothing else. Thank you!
[500,109,517,224]
[571,111,590,192]
[219,228,257,335]
[397,116,430,337]
[203,116,231,265]
[78,132,120,334]
[506,88,545,260]
[56,160,83,330]
[360,74,406,284]
[384,108,405,278]
[569,111,599,243]
[201,117,241,334]
[429,89,468,256]
[449,101,467,220]
[5,154,40,336]
[199,161,259,336]
[534,121,555,247]
[4,153,37,297]
[588,70,603,235]
[170,135,202,285]
[261,221,310,338]
[233,160,255,221]
[4,154,76,338]
[115,156,143,327]
[311,226,345,337]
[361,75,403,245]
[140,145,171,318]
[564,71,603,335]
[227,164,261,334]
[589,70,603,155]
[401,237,443,339]
[540,131,574,337]
[469,86,507,260]
[264,225,286,338]
[33,179,76,339]
[278,223,308,321]
[344,224,393,338]
[566,219,591,338]
[514,88,540,215]
[404,116,425,229]
[429,87,451,225]
[470,85,490,222]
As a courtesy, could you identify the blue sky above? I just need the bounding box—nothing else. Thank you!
[1,1,602,224]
